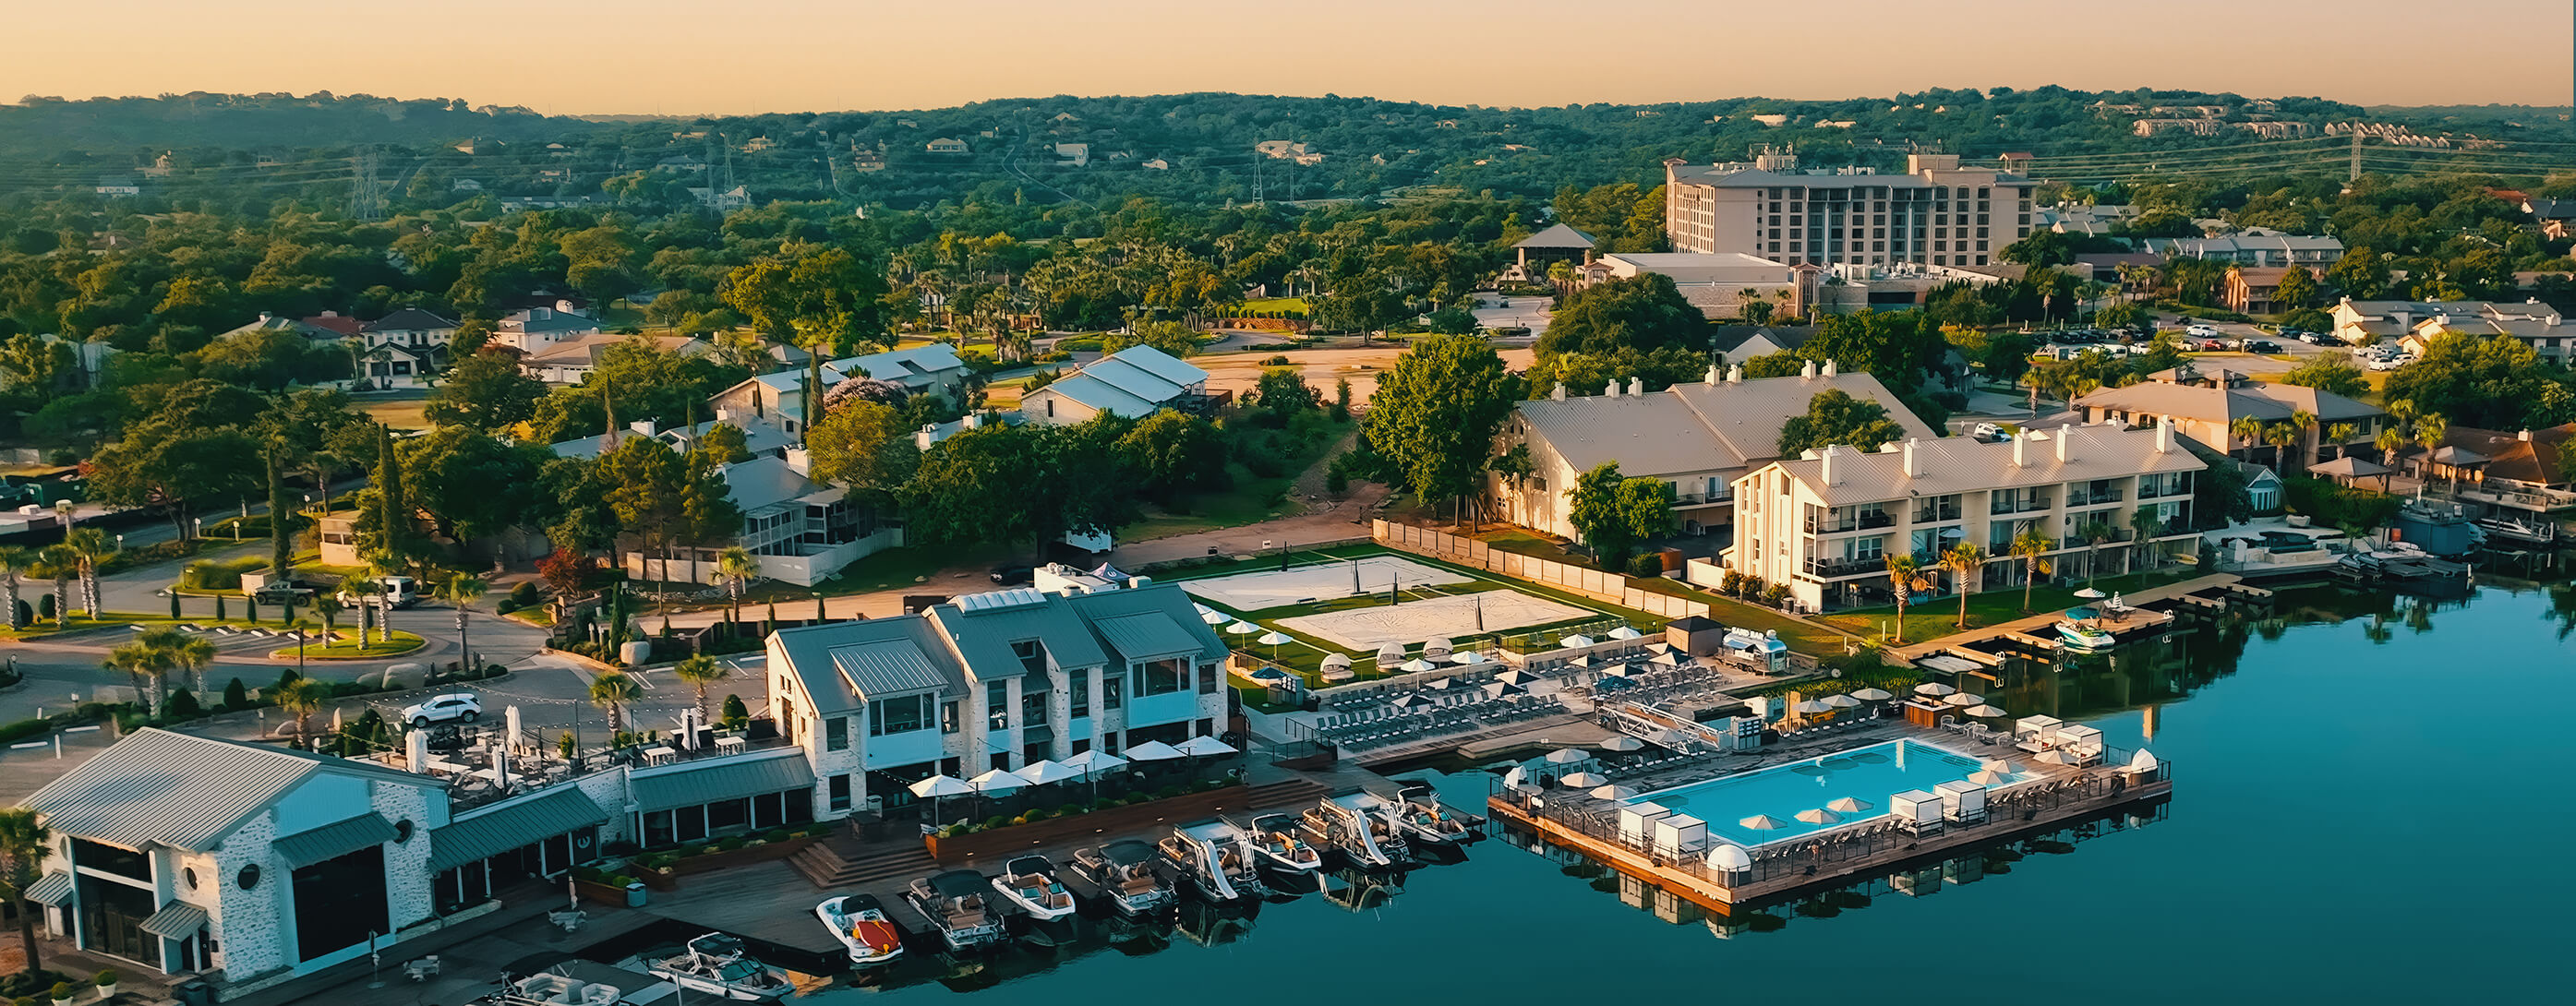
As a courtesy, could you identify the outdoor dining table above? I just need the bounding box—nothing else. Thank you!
[714,736,748,754]
[641,745,678,766]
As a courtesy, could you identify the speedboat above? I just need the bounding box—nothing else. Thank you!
[990,855,1077,922]
[1300,790,1408,868]
[1385,784,1473,844]
[906,870,1006,952]
[488,971,621,1006]
[1068,839,1175,916]
[644,933,793,1001]
[813,893,905,968]
[1231,812,1322,874]
[2055,617,2116,652]
[1158,819,1269,902]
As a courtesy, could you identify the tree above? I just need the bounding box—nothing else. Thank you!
[2326,246,2387,300]
[1884,553,1921,644]
[2229,414,2267,458]
[141,625,217,699]
[601,436,696,587]
[1424,305,1480,335]
[1777,389,1908,456]
[1114,412,1229,505]
[103,641,174,714]
[274,677,329,738]
[37,545,75,629]
[1800,310,1951,387]
[0,807,54,972]
[672,654,729,721]
[697,422,752,463]
[1942,542,1987,628]
[436,571,488,672]
[2288,409,2318,472]
[1740,351,1806,378]
[1566,463,1675,570]
[803,400,920,505]
[2384,332,2570,429]
[590,669,641,738]
[2274,265,2318,311]
[2325,423,2360,461]
[1101,320,1201,358]
[2281,356,2369,398]
[425,346,547,430]
[722,246,892,432]
[0,545,27,629]
[1535,273,1709,358]
[1981,331,2034,389]
[713,545,760,631]
[372,423,420,566]
[1999,230,2076,268]
[1246,366,1320,427]
[64,526,112,618]
[1738,293,1776,328]
[1313,269,1405,339]
[266,445,294,581]
[404,426,554,547]
[1361,335,1517,523]
[85,420,263,539]
[2009,525,2054,614]
[897,422,1132,557]
[2078,519,2118,584]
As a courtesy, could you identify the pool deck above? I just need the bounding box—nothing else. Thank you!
[1486,723,2172,913]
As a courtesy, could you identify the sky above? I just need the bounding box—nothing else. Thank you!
[6,0,2569,115]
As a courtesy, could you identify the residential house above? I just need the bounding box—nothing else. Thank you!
[298,311,364,340]
[1724,423,2205,612]
[706,343,970,436]
[1711,326,1815,361]
[2330,297,2540,346]
[2522,198,2576,240]
[707,365,846,437]
[518,333,708,385]
[548,414,799,463]
[2139,233,2344,268]
[2426,423,2576,513]
[216,312,358,342]
[2073,363,2384,468]
[2033,203,2137,236]
[549,418,899,586]
[1491,362,1938,542]
[2235,460,2283,514]
[360,307,460,351]
[832,342,969,402]
[2403,304,2575,361]
[689,186,752,210]
[95,176,140,198]
[1140,158,1171,171]
[2224,265,2316,316]
[488,304,602,354]
[924,138,969,154]
[764,581,1230,815]
[909,411,1025,451]
[1019,345,1210,426]
[356,342,442,390]
[1053,143,1090,167]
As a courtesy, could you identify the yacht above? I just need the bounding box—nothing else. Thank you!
[813,893,905,968]
[1384,784,1473,845]
[989,855,1078,922]
[906,870,1007,952]
[1067,839,1175,916]
[1300,790,1409,868]
[643,933,793,1001]
[1158,819,1269,902]
[1231,812,1322,874]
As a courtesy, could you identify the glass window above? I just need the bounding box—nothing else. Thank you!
[1070,668,1090,717]
[1102,676,1124,710]
[828,773,852,811]
[869,695,929,737]
[941,700,960,734]
[73,838,150,882]
[1198,663,1219,695]
[1132,660,1186,697]
[986,680,1009,729]
[825,714,849,750]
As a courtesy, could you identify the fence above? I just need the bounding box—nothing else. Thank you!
[1372,521,1713,620]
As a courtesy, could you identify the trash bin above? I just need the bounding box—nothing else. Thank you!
[625,881,648,908]
[170,979,212,1006]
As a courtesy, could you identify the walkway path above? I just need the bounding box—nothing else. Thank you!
[1886,572,2240,660]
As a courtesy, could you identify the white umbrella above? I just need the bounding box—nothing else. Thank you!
[1650,651,1681,666]
[2073,587,2107,600]
[2031,749,2080,766]
[1944,692,1986,707]
[1390,693,1432,709]
[1125,740,1186,761]
[1224,620,1259,635]
[1850,688,1895,701]
[1501,766,1528,789]
[1426,677,1463,689]
[1824,796,1873,813]
[1559,633,1596,648]
[1980,759,2017,774]
[1542,748,1591,764]
[1598,736,1646,752]
[1968,770,2012,785]
[1589,784,1639,800]
[969,768,1030,795]
[1201,609,1231,626]
[1193,603,1217,617]
[1451,651,1488,665]
[1174,736,1238,757]
[1255,630,1294,662]
[1794,808,1842,824]
[1558,771,1608,788]
[1495,669,1533,685]
[1962,704,2007,718]
[1643,729,1689,749]
[1822,694,1861,709]
[1914,682,1957,697]
[1792,700,1832,713]
[1061,749,1128,776]
[909,774,975,798]
[1398,658,1437,673]
[1740,814,1787,831]
[1018,760,1086,785]
[1606,626,1643,640]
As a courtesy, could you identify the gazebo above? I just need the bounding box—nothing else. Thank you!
[2307,454,2390,488]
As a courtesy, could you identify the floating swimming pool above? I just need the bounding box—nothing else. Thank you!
[1630,739,2033,848]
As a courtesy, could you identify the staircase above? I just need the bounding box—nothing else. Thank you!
[788,825,935,890]
[1234,776,1330,812]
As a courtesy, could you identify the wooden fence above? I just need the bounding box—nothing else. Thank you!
[1371,521,1713,621]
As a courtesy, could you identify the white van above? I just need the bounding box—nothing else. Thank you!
[340,575,421,609]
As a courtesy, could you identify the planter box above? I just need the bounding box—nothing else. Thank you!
[571,879,631,907]
[642,833,821,884]
[924,784,1250,863]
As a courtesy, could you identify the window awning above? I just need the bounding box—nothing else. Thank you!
[138,901,209,939]
[630,749,815,814]
[273,813,398,868]
[24,872,72,906]
[429,784,608,872]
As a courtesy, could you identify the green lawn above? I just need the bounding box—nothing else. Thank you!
[1818,569,2198,644]
[801,541,1015,595]
[1240,297,1310,315]
[4,611,295,641]
[273,631,426,660]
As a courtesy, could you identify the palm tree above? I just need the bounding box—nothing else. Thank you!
[712,545,760,636]
[2373,426,2407,489]
[2288,409,2318,471]
[273,677,329,738]
[1940,542,1987,628]
[65,527,114,618]
[2009,525,2054,614]
[437,572,488,673]
[2228,415,2266,460]
[104,641,174,715]
[0,545,28,630]
[590,670,641,740]
[672,654,729,721]
[2130,505,2161,573]
[2078,519,2118,585]
[140,626,217,698]
[0,806,54,971]
[2325,423,2360,461]
[2262,424,2300,470]
[2415,413,2451,490]
[1883,553,1922,644]
[314,593,343,647]
[36,544,76,629]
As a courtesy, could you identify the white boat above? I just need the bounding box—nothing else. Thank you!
[1067,839,1175,916]
[990,855,1078,922]
[489,971,621,1006]
[813,893,905,968]
[644,933,792,1001]
[906,869,1007,952]
[2055,618,2116,652]
[1300,791,1409,868]
[1231,812,1322,874]
[1385,784,1472,844]
[1158,819,1269,902]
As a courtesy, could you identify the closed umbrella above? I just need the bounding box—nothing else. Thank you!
[1824,796,1873,813]
[2125,749,2160,772]
[1589,784,1639,800]
[1913,682,1957,698]
[1739,814,1787,831]
[1850,688,1895,701]
[1502,765,1528,789]
[1125,740,1186,761]
[1794,808,1842,825]
[1559,771,1608,788]
[1822,694,1861,709]
[1962,704,2006,718]
[1598,736,1646,752]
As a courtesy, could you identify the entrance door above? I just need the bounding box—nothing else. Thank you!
[76,880,154,964]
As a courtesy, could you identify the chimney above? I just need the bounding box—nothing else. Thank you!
[1606,377,1622,399]
[406,730,430,772]
[1820,444,1837,487]
[1550,382,1567,401]
[1800,359,1818,379]
[915,423,938,450]
[2520,428,2534,442]
[1823,358,1838,377]
[2156,417,2173,454]
[1903,438,1920,478]
[2013,431,2028,468]
[1727,364,1744,383]
[630,419,656,437]
[963,413,982,429]
[1703,365,1721,386]
[2056,425,2072,462]
[1627,377,1644,397]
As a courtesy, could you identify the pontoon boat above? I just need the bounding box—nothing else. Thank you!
[990,855,1077,922]
[906,870,1007,952]
[644,933,792,1001]
[486,971,621,1006]
[1068,839,1175,916]
[1159,819,1269,902]
[1231,812,1322,874]
[1385,784,1473,844]
[1300,790,1409,868]
[813,893,905,967]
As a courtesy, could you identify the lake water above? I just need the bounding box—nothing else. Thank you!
[800,580,2576,1003]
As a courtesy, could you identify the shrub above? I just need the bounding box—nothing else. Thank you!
[164,690,201,719]
[1761,583,1792,609]
[36,594,54,620]
[1156,784,1185,799]
[1626,552,1666,579]
[983,815,1011,830]
[179,557,267,592]
[508,581,541,609]
[50,985,72,1002]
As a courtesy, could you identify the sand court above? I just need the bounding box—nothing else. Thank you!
[1274,591,1594,651]
[1180,556,1470,611]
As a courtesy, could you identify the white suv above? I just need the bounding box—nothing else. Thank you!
[403,693,482,728]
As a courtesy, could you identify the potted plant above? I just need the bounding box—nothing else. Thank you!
[92,972,116,1000]
[49,983,74,1006]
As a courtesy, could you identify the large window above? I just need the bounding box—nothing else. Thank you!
[825,714,849,750]
[1070,668,1089,718]
[1102,676,1123,711]
[1132,659,1186,698]
[986,680,1010,730]
[828,774,852,812]
[869,694,931,737]
[73,838,150,882]
[1198,663,1219,695]
[292,846,388,963]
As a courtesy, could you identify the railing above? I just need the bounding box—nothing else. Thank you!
[1910,506,1961,523]
[1804,557,1884,579]
[1991,497,2052,515]
[1674,488,1735,506]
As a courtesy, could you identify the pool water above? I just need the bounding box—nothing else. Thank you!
[1631,739,2031,847]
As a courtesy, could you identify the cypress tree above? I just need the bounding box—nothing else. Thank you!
[375,423,406,558]
[268,447,293,579]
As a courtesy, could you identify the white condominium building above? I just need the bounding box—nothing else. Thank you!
[1664,150,2037,269]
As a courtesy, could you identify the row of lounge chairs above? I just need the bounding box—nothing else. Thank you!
[1314,695,1569,750]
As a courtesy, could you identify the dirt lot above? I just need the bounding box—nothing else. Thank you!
[1196,344,1536,405]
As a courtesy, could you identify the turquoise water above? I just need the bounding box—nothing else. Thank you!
[781,579,2574,1003]
[1632,738,2031,846]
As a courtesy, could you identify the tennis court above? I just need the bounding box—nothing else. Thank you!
[1274,590,1593,650]
[1179,555,1470,612]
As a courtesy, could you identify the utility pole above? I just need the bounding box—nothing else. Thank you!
[2349,131,2364,182]
[1251,150,1263,203]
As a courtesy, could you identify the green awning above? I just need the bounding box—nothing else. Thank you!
[630,749,814,814]
[428,784,608,872]
[139,901,208,939]
[25,872,71,906]
[273,813,398,868]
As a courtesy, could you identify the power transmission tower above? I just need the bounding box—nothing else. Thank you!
[1251,151,1263,202]
[2349,131,2364,181]
[349,150,385,221]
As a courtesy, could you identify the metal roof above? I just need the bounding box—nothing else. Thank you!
[1767,425,2205,505]
[428,784,608,872]
[1089,611,1200,662]
[19,729,441,851]
[1064,583,1227,664]
[1103,345,1208,389]
[1038,374,1160,418]
[1517,372,1936,480]
[139,901,209,939]
[1511,222,1595,249]
[831,639,952,698]
[24,872,70,906]
[1077,357,1186,401]
[771,617,973,713]
[630,749,815,814]
[273,813,397,868]
[932,589,1110,681]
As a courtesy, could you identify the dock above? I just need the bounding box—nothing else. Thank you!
[1884,573,2237,661]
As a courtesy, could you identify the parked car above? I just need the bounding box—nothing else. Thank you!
[2185,324,2222,338]
[2292,330,2328,344]
[250,580,318,605]
[2366,355,2406,371]
[2245,340,2283,354]
[338,575,421,609]
[1970,423,2007,442]
[2195,338,2228,352]
[988,563,1036,586]
[403,693,483,728]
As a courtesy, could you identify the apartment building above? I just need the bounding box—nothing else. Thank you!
[1726,423,2205,612]
[1663,150,2038,269]
[764,581,1231,817]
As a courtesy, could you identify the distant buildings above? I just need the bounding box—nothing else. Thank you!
[1499,223,1595,282]
[924,138,969,154]
[706,343,970,436]
[2224,266,2317,315]
[2138,233,2342,269]
[1019,345,1210,426]
[2073,363,2383,468]
[1663,150,2037,269]
[2330,297,2558,347]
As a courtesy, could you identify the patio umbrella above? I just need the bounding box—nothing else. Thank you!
[909,773,975,799]
[1255,630,1294,662]
[1201,609,1231,626]
[1398,658,1437,673]
[2072,587,2107,600]
[2125,749,2160,772]
[1559,771,1608,788]
[1193,602,1217,617]
[1542,748,1592,764]
[1062,749,1128,777]
[1224,620,1259,637]
[969,768,1030,795]
[1501,766,1528,789]
[1913,682,1957,698]
[1794,808,1842,825]
[1599,736,1646,752]
[1980,759,2017,774]
[1426,676,1463,689]
[1018,760,1086,786]
[2031,749,2080,766]
[1824,796,1873,813]
[1391,694,1432,709]
[1792,700,1833,714]
[1559,633,1596,648]
[1607,626,1644,640]
[1850,688,1895,701]
[1643,729,1689,749]
[1962,704,2007,718]
[1650,651,1682,666]
[1451,651,1489,665]
[1944,692,1986,707]
[1968,770,2012,785]
[1589,784,1639,800]
[1174,736,1238,757]
[1822,694,1861,709]
[1125,740,1186,761]
[1740,814,1787,831]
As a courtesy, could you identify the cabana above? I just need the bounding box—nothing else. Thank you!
[2014,715,2064,751]
[2055,724,2104,764]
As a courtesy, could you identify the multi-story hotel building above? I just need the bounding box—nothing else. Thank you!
[1664,150,2038,269]
[1727,423,2205,612]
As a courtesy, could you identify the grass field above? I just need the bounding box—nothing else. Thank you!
[272,631,427,660]
[1818,569,2197,644]
[356,396,433,431]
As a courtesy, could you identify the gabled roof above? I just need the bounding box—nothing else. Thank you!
[771,617,971,713]
[833,342,966,383]
[362,307,459,332]
[2443,423,2574,486]
[20,728,442,851]
[1512,223,1595,249]
[1515,371,1935,479]
[1077,357,1186,401]
[2077,379,2380,425]
[1769,425,2204,505]
[1037,373,1162,418]
[1104,345,1207,389]
[931,590,1110,679]
[830,635,959,698]
[1063,583,1228,664]
[719,455,825,514]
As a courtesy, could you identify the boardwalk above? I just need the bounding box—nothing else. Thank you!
[1886,573,2241,661]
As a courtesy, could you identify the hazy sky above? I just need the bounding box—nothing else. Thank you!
[7,0,2568,115]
